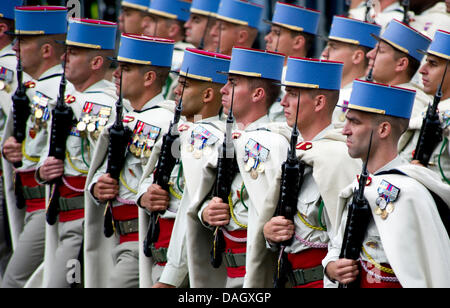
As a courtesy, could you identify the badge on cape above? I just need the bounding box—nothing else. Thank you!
[30,91,51,132]
[244,138,269,180]
[129,120,161,159]
[0,66,13,92]
[188,125,219,159]
[375,180,400,220]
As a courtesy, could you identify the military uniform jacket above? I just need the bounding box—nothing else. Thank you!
[0,44,19,138]
[323,156,450,287]
[185,115,290,288]
[27,79,118,287]
[136,112,192,287]
[246,125,362,288]
[411,2,450,38]
[1,65,67,250]
[399,97,450,183]
[84,94,175,287]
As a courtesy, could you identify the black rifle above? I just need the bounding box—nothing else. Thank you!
[46,47,74,225]
[365,0,375,23]
[338,132,373,288]
[413,61,448,166]
[210,81,237,268]
[401,0,410,25]
[273,90,306,288]
[11,34,31,170]
[103,70,132,237]
[143,69,188,257]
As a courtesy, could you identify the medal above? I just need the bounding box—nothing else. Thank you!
[375,180,400,220]
[386,203,395,214]
[87,123,96,133]
[194,149,202,159]
[129,144,137,154]
[0,80,4,91]
[35,109,43,119]
[77,121,87,132]
[144,148,152,158]
[256,162,265,173]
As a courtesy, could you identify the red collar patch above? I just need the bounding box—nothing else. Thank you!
[296,142,312,151]
[65,95,76,104]
[232,132,241,139]
[178,124,190,132]
[123,115,135,123]
[24,81,36,89]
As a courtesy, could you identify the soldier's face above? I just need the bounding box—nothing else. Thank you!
[13,36,41,76]
[174,76,205,119]
[280,87,315,130]
[419,55,450,97]
[210,21,239,56]
[118,7,146,34]
[64,47,92,86]
[322,41,357,76]
[143,15,169,37]
[366,41,398,84]
[342,110,375,159]
[220,75,252,120]
[264,26,292,54]
[184,13,209,47]
[114,63,143,102]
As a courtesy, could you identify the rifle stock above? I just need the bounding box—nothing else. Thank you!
[273,89,305,288]
[338,132,373,288]
[104,71,132,237]
[210,81,236,268]
[413,61,448,166]
[143,70,187,258]
[46,49,74,225]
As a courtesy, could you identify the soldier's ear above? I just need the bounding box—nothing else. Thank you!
[143,70,157,87]
[202,87,214,104]
[394,56,409,74]
[352,49,366,65]
[378,121,391,140]
[292,34,306,52]
[91,55,105,71]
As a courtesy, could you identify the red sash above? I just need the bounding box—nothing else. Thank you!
[112,204,139,244]
[223,229,247,278]
[19,171,45,213]
[153,217,175,266]
[58,176,86,222]
[287,248,327,288]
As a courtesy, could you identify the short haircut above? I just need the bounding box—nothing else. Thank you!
[305,88,340,115]
[393,48,421,80]
[36,34,67,58]
[290,30,315,54]
[139,64,171,89]
[246,76,281,110]
[0,17,14,37]
[371,113,410,140]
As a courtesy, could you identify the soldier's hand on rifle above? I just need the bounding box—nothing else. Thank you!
[202,197,230,227]
[2,136,23,163]
[93,173,119,202]
[140,184,170,212]
[325,259,359,285]
[39,156,64,182]
[263,216,295,244]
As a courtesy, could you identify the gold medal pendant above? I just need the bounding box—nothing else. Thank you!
[375,207,383,216]
[0,80,5,91]
[135,147,142,157]
[35,108,43,119]
[187,144,194,153]
[256,162,265,173]
[380,210,388,220]
[386,203,395,214]
[129,144,137,155]
[144,148,152,158]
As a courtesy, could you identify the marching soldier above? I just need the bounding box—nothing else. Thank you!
[117,0,151,34]
[323,79,450,287]
[184,0,220,52]
[1,5,69,288]
[256,58,361,288]
[264,2,321,122]
[185,47,290,288]
[85,34,175,288]
[209,0,263,56]
[137,48,230,288]
[366,20,432,151]
[0,0,23,284]
[145,0,195,100]
[399,29,450,183]
[321,15,381,127]
[34,18,118,288]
